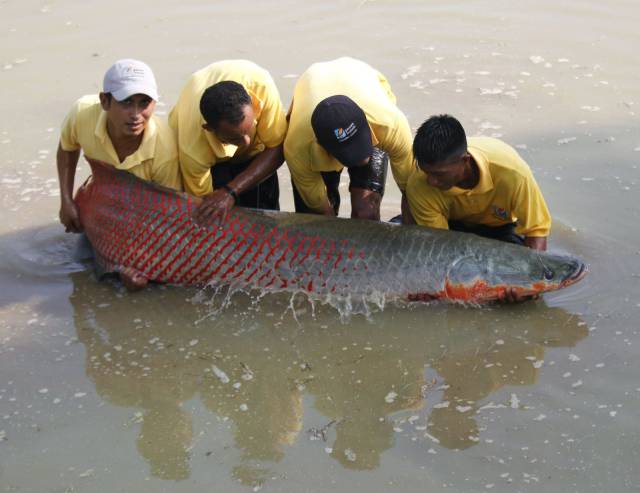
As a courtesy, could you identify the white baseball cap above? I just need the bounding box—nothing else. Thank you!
[103,59,158,101]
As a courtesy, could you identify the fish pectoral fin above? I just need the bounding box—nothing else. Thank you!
[92,252,148,291]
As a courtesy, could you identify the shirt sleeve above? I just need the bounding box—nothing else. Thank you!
[286,151,328,212]
[179,151,213,197]
[255,75,287,149]
[59,102,82,152]
[381,114,414,192]
[169,99,214,197]
[512,173,552,237]
[406,171,450,229]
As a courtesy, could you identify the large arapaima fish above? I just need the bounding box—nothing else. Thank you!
[75,159,587,305]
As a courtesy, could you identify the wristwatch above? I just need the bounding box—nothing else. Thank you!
[221,184,238,203]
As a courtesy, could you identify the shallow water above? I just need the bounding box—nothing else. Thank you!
[1,1,639,492]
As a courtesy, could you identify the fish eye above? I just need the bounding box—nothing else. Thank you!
[543,268,554,280]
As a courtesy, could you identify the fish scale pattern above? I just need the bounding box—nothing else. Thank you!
[76,160,379,298]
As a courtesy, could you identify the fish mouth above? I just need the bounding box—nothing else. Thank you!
[562,261,588,287]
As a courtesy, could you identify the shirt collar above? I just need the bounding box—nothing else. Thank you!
[205,132,239,159]
[94,110,158,168]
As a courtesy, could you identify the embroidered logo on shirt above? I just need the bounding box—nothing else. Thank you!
[492,205,509,221]
[334,122,358,142]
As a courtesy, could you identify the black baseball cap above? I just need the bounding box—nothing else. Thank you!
[311,95,373,167]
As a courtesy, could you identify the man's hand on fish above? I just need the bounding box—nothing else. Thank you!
[193,188,235,225]
[501,288,539,303]
[60,199,83,233]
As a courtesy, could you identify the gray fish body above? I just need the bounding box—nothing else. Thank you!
[75,160,587,305]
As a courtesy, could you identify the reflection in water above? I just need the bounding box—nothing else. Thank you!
[426,306,587,450]
[68,271,588,484]
[138,406,193,480]
[72,278,201,480]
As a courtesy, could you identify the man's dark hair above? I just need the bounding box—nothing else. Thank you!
[199,81,251,128]
[413,114,467,166]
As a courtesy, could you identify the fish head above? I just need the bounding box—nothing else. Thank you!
[444,245,588,302]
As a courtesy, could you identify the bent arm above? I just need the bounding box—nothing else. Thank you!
[225,144,284,195]
[524,236,547,251]
[512,173,552,246]
[287,155,335,216]
[56,142,82,232]
[405,175,450,228]
[193,145,286,225]
[401,192,416,224]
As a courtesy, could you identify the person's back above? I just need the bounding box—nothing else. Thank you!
[286,57,400,157]
[284,57,414,220]
[169,60,287,224]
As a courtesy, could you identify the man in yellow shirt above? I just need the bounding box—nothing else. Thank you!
[57,58,181,290]
[57,58,181,231]
[168,60,287,224]
[405,114,551,252]
[284,57,414,220]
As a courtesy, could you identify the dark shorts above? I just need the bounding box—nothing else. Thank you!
[292,147,389,214]
[211,159,279,210]
[448,220,525,246]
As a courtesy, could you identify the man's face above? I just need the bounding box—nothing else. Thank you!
[420,154,469,191]
[101,93,155,138]
[205,104,255,147]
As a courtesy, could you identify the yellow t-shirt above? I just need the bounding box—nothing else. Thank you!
[406,137,551,237]
[168,60,287,197]
[59,95,182,191]
[283,57,414,212]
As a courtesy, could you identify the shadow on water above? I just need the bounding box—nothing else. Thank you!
[0,225,92,309]
[67,268,590,485]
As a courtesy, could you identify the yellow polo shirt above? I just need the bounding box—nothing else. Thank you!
[59,95,181,190]
[406,137,551,237]
[168,60,287,197]
[283,57,414,212]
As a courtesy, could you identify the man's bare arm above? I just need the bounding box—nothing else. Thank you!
[524,236,547,251]
[56,143,82,232]
[194,144,285,224]
[401,192,415,224]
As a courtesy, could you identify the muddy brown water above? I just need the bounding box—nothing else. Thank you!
[1,1,638,491]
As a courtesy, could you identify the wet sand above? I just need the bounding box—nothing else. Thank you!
[1,1,639,492]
